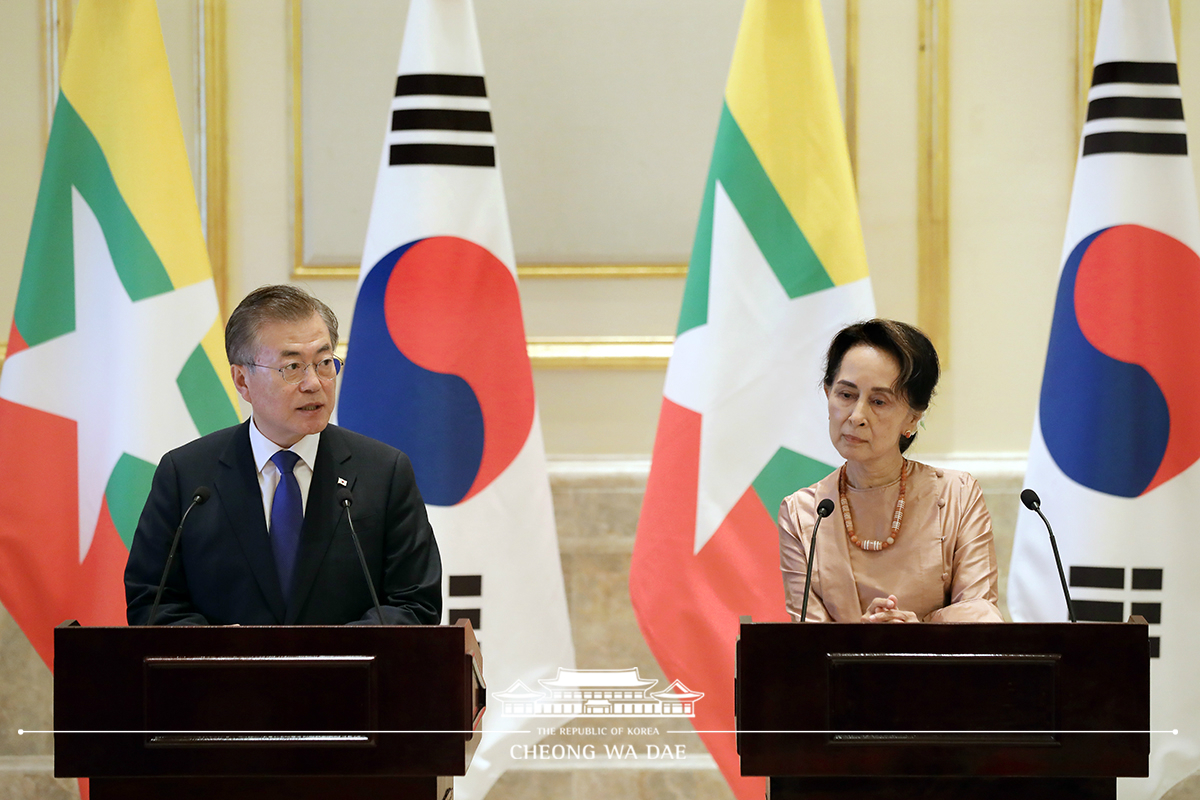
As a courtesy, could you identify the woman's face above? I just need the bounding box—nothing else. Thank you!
[826,344,922,467]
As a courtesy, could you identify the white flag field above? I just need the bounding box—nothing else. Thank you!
[334,2,575,798]
[1008,0,1200,796]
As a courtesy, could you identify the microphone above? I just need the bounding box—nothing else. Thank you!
[336,487,384,624]
[799,498,836,623]
[1020,489,1076,623]
[147,486,211,625]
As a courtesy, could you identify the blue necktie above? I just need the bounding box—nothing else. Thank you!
[269,450,303,601]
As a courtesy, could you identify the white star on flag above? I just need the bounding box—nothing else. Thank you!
[665,182,872,554]
[0,187,219,560]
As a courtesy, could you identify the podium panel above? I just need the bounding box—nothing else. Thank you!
[54,621,484,799]
[737,621,1149,799]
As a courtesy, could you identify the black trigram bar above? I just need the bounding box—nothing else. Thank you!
[1087,96,1183,121]
[1132,568,1163,590]
[1091,61,1179,86]
[1070,566,1123,589]
[1082,131,1187,156]
[1130,602,1162,624]
[395,73,487,98]
[1149,638,1161,659]
[389,143,495,167]
[1084,61,1186,157]
[448,574,482,633]
[449,608,481,629]
[391,108,492,133]
[389,73,494,167]
[449,574,482,596]
[1071,599,1123,622]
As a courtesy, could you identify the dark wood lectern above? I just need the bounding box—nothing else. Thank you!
[54,620,485,799]
[737,621,1149,800]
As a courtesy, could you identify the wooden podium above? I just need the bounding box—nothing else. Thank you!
[54,620,485,799]
[736,621,1149,800]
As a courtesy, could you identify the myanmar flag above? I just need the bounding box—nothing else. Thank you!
[629,2,874,798]
[0,0,239,670]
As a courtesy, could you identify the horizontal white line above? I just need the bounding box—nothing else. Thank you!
[392,95,491,112]
[684,729,1177,735]
[1089,83,1182,100]
[18,734,516,738]
[509,754,719,771]
[1082,118,1187,135]
[388,130,497,147]
[144,655,373,662]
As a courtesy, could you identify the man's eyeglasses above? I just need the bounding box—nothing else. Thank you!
[248,356,343,384]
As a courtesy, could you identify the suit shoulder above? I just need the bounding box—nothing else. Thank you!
[779,468,839,520]
[162,423,246,464]
[906,460,981,500]
[324,424,409,464]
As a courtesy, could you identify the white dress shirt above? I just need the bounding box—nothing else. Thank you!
[248,416,321,528]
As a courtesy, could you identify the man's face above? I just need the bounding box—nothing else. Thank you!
[231,312,336,447]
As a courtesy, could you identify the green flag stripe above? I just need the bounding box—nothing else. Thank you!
[15,94,174,347]
[16,98,77,345]
[751,446,834,522]
[677,150,716,335]
[177,345,240,436]
[678,104,835,336]
[106,452,157,550]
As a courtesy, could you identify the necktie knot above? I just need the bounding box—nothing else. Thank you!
[271,449,301,476]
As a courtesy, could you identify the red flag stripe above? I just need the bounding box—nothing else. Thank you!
[0,399,127,668]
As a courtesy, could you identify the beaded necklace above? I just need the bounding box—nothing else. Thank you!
[838,459,906,552]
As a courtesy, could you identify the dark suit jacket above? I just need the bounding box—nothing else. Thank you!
[125,421,442,625]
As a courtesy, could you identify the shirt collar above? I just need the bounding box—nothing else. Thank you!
[248,416,321,474]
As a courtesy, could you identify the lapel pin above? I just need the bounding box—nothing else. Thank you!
[337,477,348,486]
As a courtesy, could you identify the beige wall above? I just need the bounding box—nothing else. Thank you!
[3,1,1200,459]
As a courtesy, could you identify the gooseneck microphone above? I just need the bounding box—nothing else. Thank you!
[1020,488,1077,623]
[800,498,836,623]
[147,486,211,626]
[336,487,384,624]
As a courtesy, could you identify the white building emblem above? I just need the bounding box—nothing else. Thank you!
[493,667,704,718]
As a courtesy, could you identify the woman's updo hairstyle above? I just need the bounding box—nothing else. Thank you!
[822,319,940,453]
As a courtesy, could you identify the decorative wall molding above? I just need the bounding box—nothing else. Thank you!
[202,0,230,318]
[526,336,672,369]
[917,0,951,360]
[845,0,859,181]
[296,263,689,280]
[287,2,687,283]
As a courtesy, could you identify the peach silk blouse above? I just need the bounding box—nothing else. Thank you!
[778,460,1004,623]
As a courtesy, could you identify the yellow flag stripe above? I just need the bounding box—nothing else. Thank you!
[200,318,241,415]
[60,0,212,290]
[725,0,868,287]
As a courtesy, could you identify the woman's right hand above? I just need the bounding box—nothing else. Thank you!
[862,594,918,623]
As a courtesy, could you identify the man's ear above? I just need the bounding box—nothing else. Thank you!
[231,364,253,404]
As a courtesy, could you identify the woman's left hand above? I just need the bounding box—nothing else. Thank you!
[862,595,919,623]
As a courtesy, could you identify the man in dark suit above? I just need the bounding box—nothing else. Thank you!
[125,285,441,625]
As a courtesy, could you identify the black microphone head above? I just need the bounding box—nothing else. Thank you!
[1020,488,1040,511]
[336,486,353,507]
[193,486,212,504]
[816,498,835,517]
